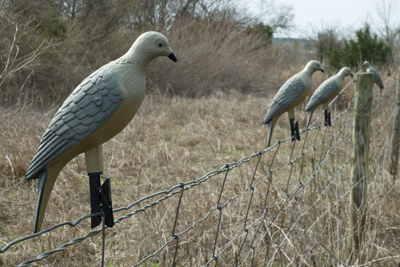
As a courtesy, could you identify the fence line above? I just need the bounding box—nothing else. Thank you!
[1,73,398,267]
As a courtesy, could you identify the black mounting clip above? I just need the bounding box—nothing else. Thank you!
[289,119,301,142]
[88,173,115,229]
[324,110,331,126]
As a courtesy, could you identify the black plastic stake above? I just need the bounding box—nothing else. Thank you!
[289,119,301,142]
[294,121,301,141]
[88,172,102,228]
[325,110,331,126]
[88,174,115,229]
[97,177,115,228]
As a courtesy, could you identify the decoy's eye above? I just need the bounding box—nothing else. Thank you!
[158,43,163,47]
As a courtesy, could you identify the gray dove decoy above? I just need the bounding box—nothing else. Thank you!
[305,67,353,128]
[25,31,177,233]
[263,60,324,147]
[363,61,384,95]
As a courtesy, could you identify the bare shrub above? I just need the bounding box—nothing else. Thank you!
[146,19,275,97]
[315,28,342,61]
[0,0,305,106]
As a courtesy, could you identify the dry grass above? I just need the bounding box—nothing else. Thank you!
[1,69,400,267]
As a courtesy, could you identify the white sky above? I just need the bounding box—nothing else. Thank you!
[241,0,381,38]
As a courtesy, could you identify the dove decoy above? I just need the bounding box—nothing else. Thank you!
[305,67,353,128]
[263,60,324,147]
[25,31,177,233]
[363,61,384,96]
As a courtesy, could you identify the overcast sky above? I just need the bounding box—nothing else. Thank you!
[242,0,386,38]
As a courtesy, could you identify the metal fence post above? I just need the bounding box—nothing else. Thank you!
[389,67,400,179]
[347,72,374,262]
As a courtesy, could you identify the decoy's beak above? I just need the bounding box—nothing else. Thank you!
[168,52,177,62]
[350,74,354,77]
[320,68,325,73]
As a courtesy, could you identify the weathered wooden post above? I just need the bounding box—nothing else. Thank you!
[347,72,374,262]
[389,68,400,179]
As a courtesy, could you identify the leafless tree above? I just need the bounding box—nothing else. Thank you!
[373,0,400,45]
[256,0,295,35]
[315,28,341,58]
[302,22,343,62]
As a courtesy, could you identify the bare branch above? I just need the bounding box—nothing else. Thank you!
[256,0,294,34]
[0,23,18,81]
[373,0,400,44]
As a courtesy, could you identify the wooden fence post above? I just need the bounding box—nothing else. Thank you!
[347,72,374,262]
[389,67,400,179]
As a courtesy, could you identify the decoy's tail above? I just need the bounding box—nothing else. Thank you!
[267,119,274,147]
[306,108,313,129]
[34,166,61,233]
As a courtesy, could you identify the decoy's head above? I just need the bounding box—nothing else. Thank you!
[363,61,371,68]
[304,60,324,74]
[124,31,177,65]
[339,67,353,78]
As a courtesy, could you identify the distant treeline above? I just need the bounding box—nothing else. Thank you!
[316,24,392,69]
[0,0,395,107]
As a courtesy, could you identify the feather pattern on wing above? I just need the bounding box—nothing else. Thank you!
[367,67,384,89]
[263,74,305,124]
[25,66,124,179]
[305,78,338,111]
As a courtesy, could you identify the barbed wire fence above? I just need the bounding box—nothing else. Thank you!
[1,72,399,267]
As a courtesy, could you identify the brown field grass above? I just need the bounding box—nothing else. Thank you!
[0,70,400,267]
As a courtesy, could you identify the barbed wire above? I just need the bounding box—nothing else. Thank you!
[239,100,357,266]
[1,72,398,267]
[258,75,398,267]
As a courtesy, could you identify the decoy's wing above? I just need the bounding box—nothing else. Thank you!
[263,76,305,124]
[370,67,384,89]
[305,78,338,111]
[25,65,125,179]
